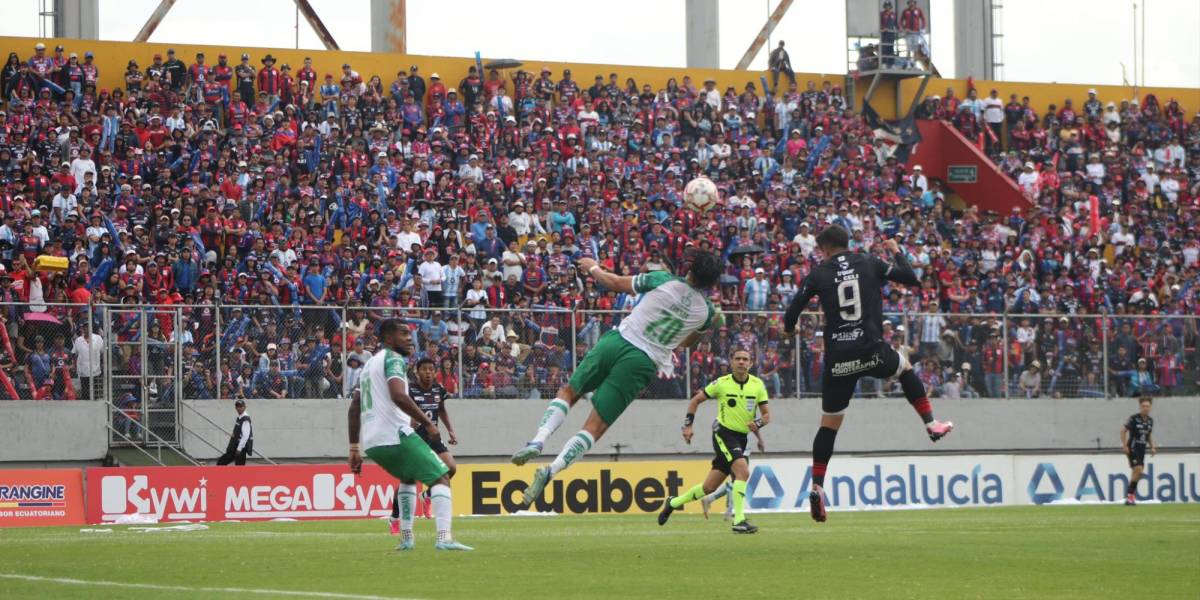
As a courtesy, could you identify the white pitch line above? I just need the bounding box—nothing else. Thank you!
[0,573,420,600]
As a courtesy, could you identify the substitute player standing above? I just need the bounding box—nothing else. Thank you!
[1121,397,1156,506]
[348,320,471,551]
[784,226,953,522]
[388,357,459,534]
[658,349,769,534]
[511,251,724,508]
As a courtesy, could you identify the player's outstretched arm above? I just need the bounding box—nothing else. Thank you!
[578,257,635,294]
[879,239,920,286]
[783,276,817,334]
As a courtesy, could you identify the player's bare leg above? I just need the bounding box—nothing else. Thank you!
[1126,465,1144,506]
[700,480,732,520]
[512,384,580,465]
[521,410,609,508]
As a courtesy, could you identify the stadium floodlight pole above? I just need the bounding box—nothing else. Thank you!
[734,0,795,70]
[293,0,341,50]
[132,0,177,43]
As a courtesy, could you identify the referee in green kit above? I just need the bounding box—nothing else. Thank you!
[658,348,770,534]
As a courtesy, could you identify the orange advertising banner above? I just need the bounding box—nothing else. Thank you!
[0,469,86,527]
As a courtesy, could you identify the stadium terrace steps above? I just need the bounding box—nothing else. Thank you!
[908,119,1033,215]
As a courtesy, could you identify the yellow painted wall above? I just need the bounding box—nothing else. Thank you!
[3,35,1195,122]
[0,35,840,100]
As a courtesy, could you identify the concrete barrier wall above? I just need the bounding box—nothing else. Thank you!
[179,397,1200,460]
[0,402,109,461]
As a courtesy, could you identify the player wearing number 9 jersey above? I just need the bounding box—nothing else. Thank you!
[511,251,725,509]
[784,225,953,523]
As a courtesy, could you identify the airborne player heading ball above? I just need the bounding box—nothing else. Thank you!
[784,225,953,522]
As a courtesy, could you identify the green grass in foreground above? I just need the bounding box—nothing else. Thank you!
[0,504,1197,599]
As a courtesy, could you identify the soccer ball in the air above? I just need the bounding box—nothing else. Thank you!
[684,176,719,212]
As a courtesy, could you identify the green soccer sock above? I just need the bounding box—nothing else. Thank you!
[669,484,707,509]
[732,480,748,524]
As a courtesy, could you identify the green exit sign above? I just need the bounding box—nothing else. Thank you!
[947,165,977,183]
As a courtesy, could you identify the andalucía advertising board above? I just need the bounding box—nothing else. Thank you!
[746,453,1200,511]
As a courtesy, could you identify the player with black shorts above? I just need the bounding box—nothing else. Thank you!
[388,357,458,533]
[1121,397,1156,506]
[784,225,954,522]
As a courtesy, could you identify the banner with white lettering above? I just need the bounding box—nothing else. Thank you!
[747,453,1200,512]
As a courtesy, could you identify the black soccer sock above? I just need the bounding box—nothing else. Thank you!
[1127,475,1140,496]
[812,426,839,488]
[900,370,935,424]
[390,496,399,519]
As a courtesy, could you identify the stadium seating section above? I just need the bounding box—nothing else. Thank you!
[0,40,1196,403]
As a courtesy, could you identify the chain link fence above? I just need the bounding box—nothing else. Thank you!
[2,303,1196,404]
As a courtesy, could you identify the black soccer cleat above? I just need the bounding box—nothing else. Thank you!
[657,501,675,526]
[809,491,827,523]
[731,520,759,534]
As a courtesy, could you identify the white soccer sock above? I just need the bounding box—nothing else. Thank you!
[430,483,453,543]
[703,481,730,502]
[397,483,417,542]
[548,430,595,477]
[531,398,570,445]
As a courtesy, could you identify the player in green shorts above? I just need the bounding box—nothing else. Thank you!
[511,251,725,508]
[347,319,471,551]
[658,348,770,533]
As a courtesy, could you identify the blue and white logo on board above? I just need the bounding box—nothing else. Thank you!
[1026,463,1065,504]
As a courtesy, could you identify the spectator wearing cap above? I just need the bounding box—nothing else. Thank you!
[418,248,445,307]
[768,41,795,89]
[163,48,186,90]
[217,399,253,465]
[743,267,772,311]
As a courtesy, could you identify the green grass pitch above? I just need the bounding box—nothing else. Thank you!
[1,505,1197,599]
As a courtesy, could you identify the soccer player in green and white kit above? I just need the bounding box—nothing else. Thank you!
[347,319,472,551]
[511,251,725,507]
[658,349,770,533]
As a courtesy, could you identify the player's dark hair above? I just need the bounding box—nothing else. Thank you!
[1139,397,1153,405]
[379,318,405,339]
[731,347,753,359]
[688,250,723,289]
[415,357,436,370]
[816,224,850,250]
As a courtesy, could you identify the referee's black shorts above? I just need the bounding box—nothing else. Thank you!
[711,423,749,475]
[822,342,908,415]
[416,426,450,455]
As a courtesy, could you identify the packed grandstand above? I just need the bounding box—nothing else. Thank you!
[0,39,1196,405]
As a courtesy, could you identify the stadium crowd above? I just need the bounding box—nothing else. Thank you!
[0,40,1197,404]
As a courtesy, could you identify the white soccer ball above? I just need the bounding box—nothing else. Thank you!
[684,176,720,213]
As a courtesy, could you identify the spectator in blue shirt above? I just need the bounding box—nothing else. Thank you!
[743,268,772,311]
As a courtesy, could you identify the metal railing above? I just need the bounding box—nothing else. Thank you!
[1,303,1195,403]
